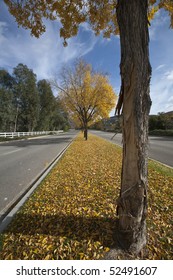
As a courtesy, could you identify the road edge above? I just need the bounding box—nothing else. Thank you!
[90,132,173,169]
[0,133,78,233]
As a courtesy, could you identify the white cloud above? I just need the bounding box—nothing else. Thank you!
[0,21,8,44]
[155,64,165,71]
[148,8,173,114]
[168,96,173,102]
[0,21,7,33]
[0,15,98,80]
[149,10,168,40]
[150,69,173,114]
[80,22,93,33]
[165,70,173,81]
[165,96,173,112]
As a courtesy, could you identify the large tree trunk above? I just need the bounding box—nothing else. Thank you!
[116,0,152,254]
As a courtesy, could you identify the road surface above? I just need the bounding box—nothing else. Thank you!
[0,130,78,219]
[89,130,173,168]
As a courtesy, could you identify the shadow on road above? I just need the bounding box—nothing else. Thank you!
[149,136,173,142]
[0,137,73,148]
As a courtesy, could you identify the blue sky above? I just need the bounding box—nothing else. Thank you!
[0,1,173,116]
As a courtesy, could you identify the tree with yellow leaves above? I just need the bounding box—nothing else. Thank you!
[54,60,116,140]
[4,0,173,257]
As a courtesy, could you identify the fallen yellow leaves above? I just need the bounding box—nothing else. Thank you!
[147,160,173,259]
[0,133,172,259]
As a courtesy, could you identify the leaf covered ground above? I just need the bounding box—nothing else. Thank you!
[0,133,172,260]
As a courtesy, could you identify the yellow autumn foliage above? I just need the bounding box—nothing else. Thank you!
[58,60,116,129]
[4,0,173,42]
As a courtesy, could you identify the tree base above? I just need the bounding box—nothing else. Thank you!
[116,223,147,255]
[104,248,138,260]
[103,221,147,260]
[103,246,147,260]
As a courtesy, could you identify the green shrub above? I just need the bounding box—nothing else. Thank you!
[149,129,173,136]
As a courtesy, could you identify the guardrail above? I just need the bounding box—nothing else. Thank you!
[0,131,64,138]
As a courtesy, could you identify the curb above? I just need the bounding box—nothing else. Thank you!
[0,136,76,233]
[148,157,173,170]
[91,133,173,169]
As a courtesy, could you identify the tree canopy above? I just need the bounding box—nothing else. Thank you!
[4,0,173,45]
[54,60,116,139]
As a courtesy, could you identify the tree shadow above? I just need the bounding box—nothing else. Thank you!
[0,137,73,148]
[4,212,118,249]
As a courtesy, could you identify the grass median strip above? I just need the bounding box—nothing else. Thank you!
[0,133,172,260]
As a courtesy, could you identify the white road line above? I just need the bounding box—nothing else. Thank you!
[0,148,23,156]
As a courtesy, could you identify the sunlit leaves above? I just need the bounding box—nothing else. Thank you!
[0,134,172,260]
[57,60,116,130]
[5,0,173,43]
[148,5,159,22]
[147,160,173,259]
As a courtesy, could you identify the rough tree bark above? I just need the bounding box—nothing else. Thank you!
[116,0,152,254]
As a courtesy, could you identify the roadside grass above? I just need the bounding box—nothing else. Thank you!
[148,160,173,177]
[0,133,172,260]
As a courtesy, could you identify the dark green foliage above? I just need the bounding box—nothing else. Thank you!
[0,70,16,131]
[36,80,70,131]
[0,65,69,132]
[12,64,40,132]
[149,112,173,132]
[37,79,55,131]
[50,98,70,131]
[149,129,173,136]
[0,88,15,131]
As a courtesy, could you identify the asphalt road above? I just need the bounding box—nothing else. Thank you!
[0,130,78,219]
[89,130,173,168]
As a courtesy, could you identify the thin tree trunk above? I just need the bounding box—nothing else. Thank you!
[14,106,19,132]
[84,125,88,140]
[116,0,152,254]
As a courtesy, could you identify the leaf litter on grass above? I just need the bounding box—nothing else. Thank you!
[0,133,172,259]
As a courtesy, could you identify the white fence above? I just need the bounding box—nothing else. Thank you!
[0,131,64,138]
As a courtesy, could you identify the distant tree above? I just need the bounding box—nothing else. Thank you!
[149,115,159,131]
[37,80,70,131]
[0,88,14,131]
[149,112,173,131]
[0,70,15,131]
[13,64,39,131]
[0,69,15,89]
[157,112,166,129]
[54,60,116,140]
[37,79,56,131]
[50,98,70,131]
[164,112,173,130]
